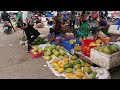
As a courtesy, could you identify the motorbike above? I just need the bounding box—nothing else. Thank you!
[3,21,12,34]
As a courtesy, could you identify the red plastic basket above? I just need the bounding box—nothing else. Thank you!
[30,50,44,58]
[81,39,96,57]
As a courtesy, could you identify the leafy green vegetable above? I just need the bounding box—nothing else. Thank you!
[32,37,47,45]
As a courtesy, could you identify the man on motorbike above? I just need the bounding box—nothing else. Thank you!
[1,11,15,32]
[1,11,10,21]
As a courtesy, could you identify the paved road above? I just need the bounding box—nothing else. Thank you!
[0,25,63,79]
[0,24,119,79]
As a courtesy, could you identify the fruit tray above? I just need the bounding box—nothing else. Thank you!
[30,50,44,58]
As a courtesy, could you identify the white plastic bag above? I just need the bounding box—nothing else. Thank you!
[19,40,25,45]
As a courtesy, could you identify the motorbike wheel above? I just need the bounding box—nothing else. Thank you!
[6,28,11,34]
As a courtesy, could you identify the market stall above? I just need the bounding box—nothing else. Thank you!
[19,11,120,79]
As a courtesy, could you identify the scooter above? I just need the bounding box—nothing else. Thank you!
[3,21,12,34]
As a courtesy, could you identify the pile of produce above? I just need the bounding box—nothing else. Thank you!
[82,39,102,56]
[69,39,76,44]
[44,44,68,61]
[32,37,47,45]
[95,44,120,55]
[74,44,82,52]
[50,55,97,79]
[89,39,102,47]
[31,46,43,55]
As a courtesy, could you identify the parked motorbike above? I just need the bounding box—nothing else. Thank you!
[3,21,12,34]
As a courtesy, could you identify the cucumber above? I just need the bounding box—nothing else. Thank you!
[90,72,97,79]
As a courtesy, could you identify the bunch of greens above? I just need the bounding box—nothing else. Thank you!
[32,37,47,45]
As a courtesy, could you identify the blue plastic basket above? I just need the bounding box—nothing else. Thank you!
[62,39,81,51]
[47,13,53,17]
[52,42,58,45]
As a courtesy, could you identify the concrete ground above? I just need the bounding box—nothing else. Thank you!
[0,25,63,79]
[0,24,119,79]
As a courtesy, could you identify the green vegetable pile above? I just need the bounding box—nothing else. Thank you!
[32,37,47,45]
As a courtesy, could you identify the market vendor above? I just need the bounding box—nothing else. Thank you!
[49,20,62,37]
[75,20,90,40]
[54,20,62,36]
[68,11,76,29]
[21,11,40,53]
[99,16,108,27]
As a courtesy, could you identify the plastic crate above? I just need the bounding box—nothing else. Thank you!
[30,50,44,58]
[81,39,96,57]
[52,42,58,45]
[63,39,81,51]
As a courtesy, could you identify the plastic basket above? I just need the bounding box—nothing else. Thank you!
[52,42,58,45]
[63,39,81,51]
[81,39,96,57]
[30,50,44,58]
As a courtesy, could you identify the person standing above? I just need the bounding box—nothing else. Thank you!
[99,16,108,27]
[80,11,87,26]
[16,11,23,28]
[105,11,108,17]
[21,11,40,53]
[1,11,10,21]
[69,11,76,29]
[63,14,67,23]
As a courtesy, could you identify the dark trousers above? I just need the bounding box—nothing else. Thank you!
[63,19,67,23]
[24,24,40,51]
[70,20,75,28]
[79,21,82,27]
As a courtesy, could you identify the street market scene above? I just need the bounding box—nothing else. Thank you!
[0,11,120,79]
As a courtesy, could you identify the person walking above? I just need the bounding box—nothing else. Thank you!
[69,11,76,29]
[16,11,23,28]
[80,11,87,26]
[21,11,40,53]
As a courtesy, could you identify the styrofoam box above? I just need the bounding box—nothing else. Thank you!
[108,25,120,35]
[90,48,120,70]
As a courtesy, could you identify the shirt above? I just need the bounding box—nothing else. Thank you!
[22,11,31,24]
[16,12,22,19]
[1,12,10,21]
[99,20,107,26]
[69,13,76,21]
